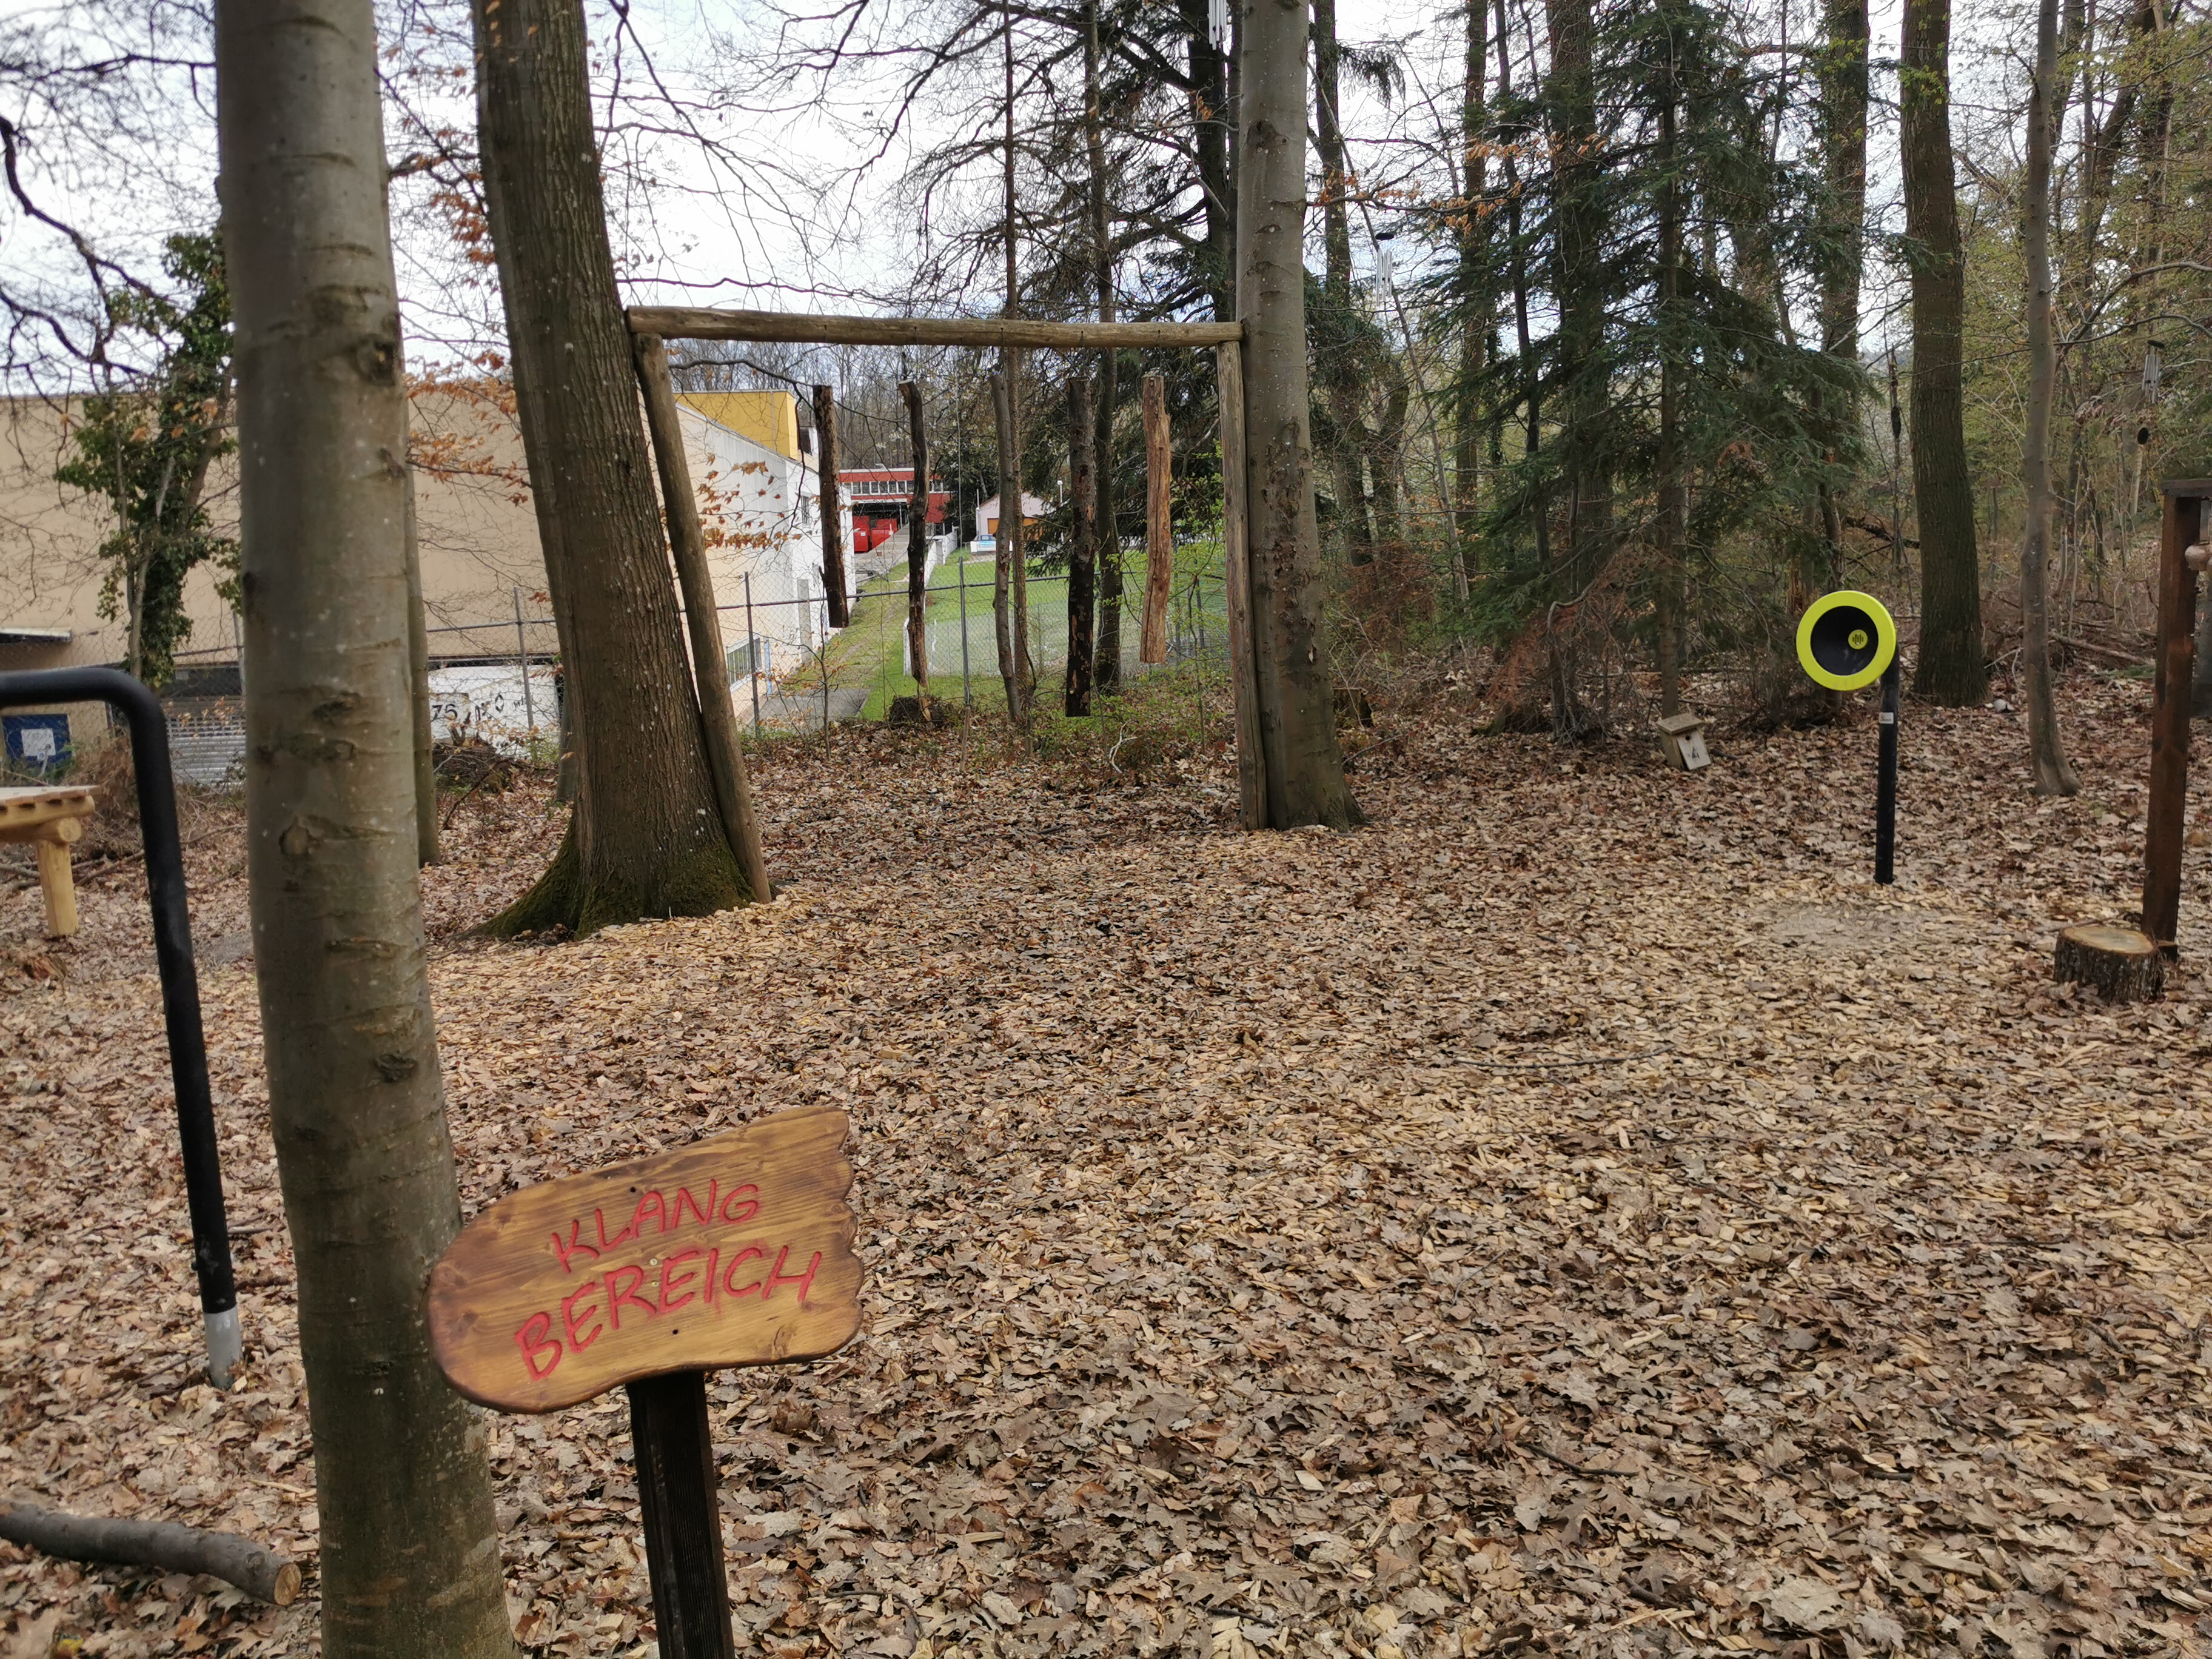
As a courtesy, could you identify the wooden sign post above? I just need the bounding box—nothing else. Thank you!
[428,1107,862,1658]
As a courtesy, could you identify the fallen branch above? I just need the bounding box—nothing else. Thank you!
[0,1500,301,1605]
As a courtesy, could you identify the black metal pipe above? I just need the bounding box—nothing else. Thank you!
[1874,660,1900,885]
[0,667,238,1384]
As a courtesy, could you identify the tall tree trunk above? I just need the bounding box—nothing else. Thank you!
[1310,0,1371,563]
[471,0,748,933]
[813,385,850,628]
[1065,376,1096,716]
[1086,0,1123,695]
[1180,0,1236,320]
[1237,0,1361,826]
[902,379,931,700]
[1900,0,1987,704]
[1655,44,1686,719]
[403,469,439,865]
[1815,0,1869,580]
[1453,0,1490,568]
[2022,0,2080,793]
[1003,4,1035,710]
[215,0,515,1653]
[1546,0,1609,735]
[991,372,1023,722]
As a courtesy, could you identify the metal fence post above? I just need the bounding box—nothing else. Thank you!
[743,572,763,736]
[513,585,535,733]
[957,555,971,707]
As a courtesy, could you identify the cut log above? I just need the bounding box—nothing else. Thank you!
[2053,923,2165,1002]
[0,1500,300,1604]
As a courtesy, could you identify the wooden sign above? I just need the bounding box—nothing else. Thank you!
[427,1107,860,1413]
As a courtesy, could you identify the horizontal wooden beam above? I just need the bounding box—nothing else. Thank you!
[2159,478,2212,498]
[626,306,1241,350]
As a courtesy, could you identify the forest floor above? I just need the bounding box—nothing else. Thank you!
[0,670,2208,1659]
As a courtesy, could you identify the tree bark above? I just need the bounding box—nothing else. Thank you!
[215,0,516,1650]
[1141,372,1173,663]
[991,371,1024,720]
[1815,0,1869,579]
[901,380,931,700]
[1900,0,1986,705]
[472,0,746,934]
[2021,0,2079,794]
[1002,7,1036,712]
[1545,0,1609,735]
[1179,0,1237,321]
[1310,0,1371,565]
[1065,375,1096,716]
[813,385,850,628]
[1453,0,1490,571]
[1087,0,1124,696]
[1237,0,1361,826]
[1655,47,1686,719]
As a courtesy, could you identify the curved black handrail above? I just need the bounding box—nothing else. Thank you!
[0,666,238,1385]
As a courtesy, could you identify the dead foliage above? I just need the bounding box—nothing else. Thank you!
[0,672,2208,1658]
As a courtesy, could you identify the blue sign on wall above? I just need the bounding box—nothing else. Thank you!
[4,714,72,775]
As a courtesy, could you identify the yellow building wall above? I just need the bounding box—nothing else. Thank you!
[677,392,800,463]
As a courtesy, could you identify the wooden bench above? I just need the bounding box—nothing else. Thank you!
[0,785,99,937]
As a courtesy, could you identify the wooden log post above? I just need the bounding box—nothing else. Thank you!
[813,385,850,629]
[0,1501,301,1606]
[36,827,78,937]
[2054,923,2166,1002]
[1139,373,1173,665]
[632,333,773,906]
[2143,482,2206,955]
[900,380,931,702]
[1215,343,1265,829]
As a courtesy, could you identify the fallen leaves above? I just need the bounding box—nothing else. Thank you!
[0,675,2209,1658]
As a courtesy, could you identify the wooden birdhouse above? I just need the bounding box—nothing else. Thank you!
[1656,711,1711,773]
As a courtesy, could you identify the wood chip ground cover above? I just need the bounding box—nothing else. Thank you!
[1,679,2208,1659]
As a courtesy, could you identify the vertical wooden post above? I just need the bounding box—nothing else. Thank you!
[900,381,931,699]
[632,333,773,906]
[36,832,77,937]
[1139,373,1173,664]
[2143,481,2205,954]
[813,386,850,628]
[627,1370,736,1659]
[1215,342,1266,829]
[989,372,1024,725]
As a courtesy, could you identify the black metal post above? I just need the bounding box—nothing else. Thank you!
[0,667,239,1384]
[1875,659,1900,885]
[628,1370,736,1659]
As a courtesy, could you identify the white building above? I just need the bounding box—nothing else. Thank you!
[974,492,1047,541]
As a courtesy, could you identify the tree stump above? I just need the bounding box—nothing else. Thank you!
[2053,924,2165,1002]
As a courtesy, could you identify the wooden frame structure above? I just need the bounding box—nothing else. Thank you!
[625,307,1268,831]
[0,785,97,936]
[2145,478,2208,956]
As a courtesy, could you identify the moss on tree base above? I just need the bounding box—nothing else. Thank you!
[484,817,751,939]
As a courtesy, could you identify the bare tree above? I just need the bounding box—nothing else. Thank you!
[215,0,515,1650]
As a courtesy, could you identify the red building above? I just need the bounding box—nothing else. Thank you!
[838,468,948,528]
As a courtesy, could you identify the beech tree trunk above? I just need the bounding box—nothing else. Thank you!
[472,0,749,934]
[1236,0,1361,826]
[215,0,516,1652]
[1453,0,1490,565]
[1901,0,1987,705]
[901,380,932,700]
[1066,376,1097,716]
[2020,0,2079,794]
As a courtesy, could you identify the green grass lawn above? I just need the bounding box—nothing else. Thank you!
[819,540,1228,722]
